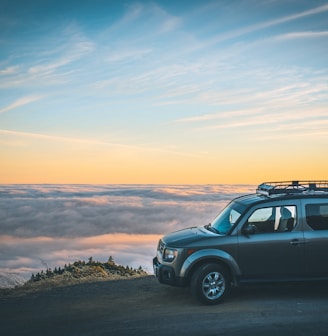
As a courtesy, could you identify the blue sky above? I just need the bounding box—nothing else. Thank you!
[0,0,327,183]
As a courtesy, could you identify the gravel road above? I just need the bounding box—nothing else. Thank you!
[1,276,328,336]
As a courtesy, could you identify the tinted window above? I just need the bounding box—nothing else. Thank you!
[246,206,296,233]
[306,204,328,230]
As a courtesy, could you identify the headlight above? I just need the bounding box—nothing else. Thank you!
[163,248,177,262]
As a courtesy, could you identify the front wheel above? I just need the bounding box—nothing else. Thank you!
[190,263,231,305]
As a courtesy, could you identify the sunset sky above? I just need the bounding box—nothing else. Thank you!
[1,0,327,184]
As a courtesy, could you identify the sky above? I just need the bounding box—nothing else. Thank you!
[0,184,254,278]
[0,0,327,184]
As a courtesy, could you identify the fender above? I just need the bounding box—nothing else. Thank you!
[179,249,241,281]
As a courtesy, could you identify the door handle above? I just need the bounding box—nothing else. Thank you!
[290,239,306,246]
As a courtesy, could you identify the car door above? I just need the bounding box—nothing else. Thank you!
[237,201,305,281]
[302,200,328,277]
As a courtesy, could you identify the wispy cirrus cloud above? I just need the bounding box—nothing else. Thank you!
[254,118,328,140]
[0,129,205,158]
[174,107,264,123]
[0,95,43,114]
[203,112,322,130]
[0,66,19,75]
[27,30,94,76]
[274,31,328,40]
[174,80,328,125]
[0,22,95,89]
[172,101,328,140]
[106,48,153,63]
[0,129,148,149]
[117,2,181,34]
[252,3,328,31]
[207,3,328,45]
[28,58,75,75]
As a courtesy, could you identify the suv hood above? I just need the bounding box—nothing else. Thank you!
[162,226,216,247]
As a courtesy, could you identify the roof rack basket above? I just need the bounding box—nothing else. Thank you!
[257,180,328,196]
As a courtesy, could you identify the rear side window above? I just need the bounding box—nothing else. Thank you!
[306,204,328,230]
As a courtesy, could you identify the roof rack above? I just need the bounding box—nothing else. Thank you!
[256,180,328,196]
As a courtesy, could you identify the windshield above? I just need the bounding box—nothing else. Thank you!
[209,201,246,235]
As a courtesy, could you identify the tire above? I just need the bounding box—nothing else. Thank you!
[190,263,231,305]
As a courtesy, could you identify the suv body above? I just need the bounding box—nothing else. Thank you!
[153,181,328,304]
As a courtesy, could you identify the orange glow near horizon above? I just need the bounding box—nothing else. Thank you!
[2,127,327,184]
[1,147,327,185]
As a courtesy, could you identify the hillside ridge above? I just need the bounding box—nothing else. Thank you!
[1,256,148,295]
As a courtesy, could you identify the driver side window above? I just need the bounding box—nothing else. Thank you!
[246,206,296,233]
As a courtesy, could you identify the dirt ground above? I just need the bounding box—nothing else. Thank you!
[1,276,328,336]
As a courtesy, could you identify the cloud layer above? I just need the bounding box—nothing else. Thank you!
[0,184,253,276]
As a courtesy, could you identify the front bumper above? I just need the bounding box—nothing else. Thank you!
[153,257,186,287]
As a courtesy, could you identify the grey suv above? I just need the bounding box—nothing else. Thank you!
[153,181,328,304]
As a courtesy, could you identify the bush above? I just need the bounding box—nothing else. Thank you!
[29,257,147,283]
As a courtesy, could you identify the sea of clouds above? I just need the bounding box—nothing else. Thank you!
[0,184,254,286]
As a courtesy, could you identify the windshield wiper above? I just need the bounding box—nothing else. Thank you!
[205,223,220,234]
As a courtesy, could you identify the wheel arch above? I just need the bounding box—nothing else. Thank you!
[180,249,240,286]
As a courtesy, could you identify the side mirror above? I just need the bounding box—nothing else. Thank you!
[242,224,256,236]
